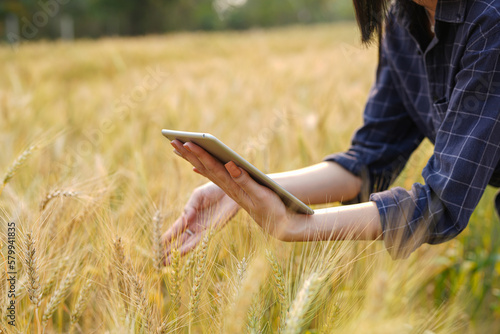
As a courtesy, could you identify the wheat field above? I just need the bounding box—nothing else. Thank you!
[1,22,499,333]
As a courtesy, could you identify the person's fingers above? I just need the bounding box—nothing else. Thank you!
[164,233,202,265]
[162,219,186,246]
[184,142,227,181]
[173,149,188,161]
[162,207,196,246]
[171,140,207,173]
[164,230,191,258]
[184,142,246,200]
[225,161,268,206]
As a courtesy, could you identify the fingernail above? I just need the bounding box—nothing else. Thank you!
[183,143,192,152]
[170,141,177,149]
[173,149,182,157]
[225,161,242,178]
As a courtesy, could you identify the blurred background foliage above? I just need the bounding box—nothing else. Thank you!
[0,0,355,41]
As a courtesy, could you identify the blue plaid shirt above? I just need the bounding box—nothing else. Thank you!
[324,0,500,259]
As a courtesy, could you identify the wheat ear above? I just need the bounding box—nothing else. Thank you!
[231,256,248,306]
[24,231,42,308]
[179,251,195,281]
[237,256,248,284]
[265,250,288,308]
[40,189,81,211]
[188,232,211,319]
[152,210,164,272]
[131,273,155,333]
[42,267,78,327]
[224,256,269,334]
[113,236,130,311]
[283,273,323,334]
[69,279,93,332]
[247,296,263,334]
[265,249,289,331]
[0,144,37,196]
[169,248,181,315]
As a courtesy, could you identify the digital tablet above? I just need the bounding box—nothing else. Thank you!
[162,129,314,215]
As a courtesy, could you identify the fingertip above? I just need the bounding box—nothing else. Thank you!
[225,161,242,178]
[171,140,182,149]
[183,142,192,153]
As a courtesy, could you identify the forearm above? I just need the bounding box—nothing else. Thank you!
[269,161,362,205]
[285,202,382,242]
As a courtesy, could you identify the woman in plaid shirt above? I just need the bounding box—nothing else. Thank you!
[163,0,500,261]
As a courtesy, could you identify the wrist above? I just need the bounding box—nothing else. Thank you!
[280,212,315,242]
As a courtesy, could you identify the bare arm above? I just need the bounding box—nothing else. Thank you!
[269,161,362,205]
[267,162,382,242]
[284,202,382,242]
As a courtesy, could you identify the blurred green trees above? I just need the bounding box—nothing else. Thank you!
[0,0,355,40]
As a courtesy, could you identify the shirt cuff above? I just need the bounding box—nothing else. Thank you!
[323,152,365,177]
[370,187,426,260]
[323,152,368,204]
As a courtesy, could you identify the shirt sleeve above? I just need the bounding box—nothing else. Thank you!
[323,43,425,201]
[370,27,500,259]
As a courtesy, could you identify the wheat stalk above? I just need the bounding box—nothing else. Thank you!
[179,251,195,281]
[169,247,181,316]
[224,256,269,334]
[39,189,81,211]
[152,210,164,272]
[247,297,262,334]
[69,279,93,332]
[230,256,248,306]
[0,144,37,196]
[283,273,323,334]
[130,272,155,333]
[24,231,42,308]
[188,232,211,319]
[113,236,130,311]
[42,267,78,327]
[237,256,248,284]
[211,281,227,332]
[265,250,287,308]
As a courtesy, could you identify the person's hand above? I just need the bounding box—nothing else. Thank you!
[169,140,307,242]
[162,181,240,264]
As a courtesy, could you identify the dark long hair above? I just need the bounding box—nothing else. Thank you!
[352,0,390,45]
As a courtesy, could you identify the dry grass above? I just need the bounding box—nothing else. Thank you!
[0,22,499,333]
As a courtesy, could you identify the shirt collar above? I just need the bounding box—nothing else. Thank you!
[434,0,466,23]
[393,0,466,27]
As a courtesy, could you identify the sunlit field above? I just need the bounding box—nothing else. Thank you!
[1,22,500,333]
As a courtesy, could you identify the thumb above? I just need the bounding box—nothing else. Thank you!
[224,161,266,200]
